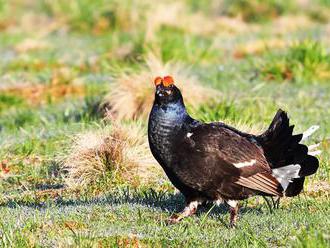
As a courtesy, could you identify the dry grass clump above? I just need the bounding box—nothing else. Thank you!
[0,67,84,105]
[2,5,63,36]
[233,38,287,58]
[144,1,259,40]
[270,15,314,35]
[14,38,50,53]
[61,122,160,188]
[103,54,221,121]
[306,181,330,197]
[0,81,84,106]
[145,2,217,40]
[215,16,258,35]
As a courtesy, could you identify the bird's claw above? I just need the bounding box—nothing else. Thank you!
[229,221,237,229]
[166,214,182,225]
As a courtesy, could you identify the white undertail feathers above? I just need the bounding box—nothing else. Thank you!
[272,125,321,191]
[272,164,301,191]
[302,125,319,142]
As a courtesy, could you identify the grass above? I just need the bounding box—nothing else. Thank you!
[0,189,329,247]
[221,0,296,23]
[0,0,329,247]
[257,40,330,83]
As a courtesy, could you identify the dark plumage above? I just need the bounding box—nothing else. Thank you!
[148,76,320,227]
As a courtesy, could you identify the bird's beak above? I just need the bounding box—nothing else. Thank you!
[156,84,164,96]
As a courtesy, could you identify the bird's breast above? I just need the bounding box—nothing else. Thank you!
[148,104,187,165]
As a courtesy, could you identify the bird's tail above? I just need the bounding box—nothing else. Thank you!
[257,109,320,196]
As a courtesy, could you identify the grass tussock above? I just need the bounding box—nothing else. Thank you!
[258,40,330,83]
[103,54,221,121]
[61,122,159,188]
[234,38,287,58]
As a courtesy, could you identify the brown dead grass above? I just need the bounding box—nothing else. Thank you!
[270,15,315,35]
[103,54,221,121]
[306,181,330,197]
[216,16,259,35]
[145,2,219,40]
[61,122,160,188]
[6,9,65,36]
[1,83,84,105]
[0,68,84,105]
[14,38,50,53]
[145,2,257,40]
[233,38,287,58]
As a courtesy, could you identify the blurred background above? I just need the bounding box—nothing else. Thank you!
[0,0,329,246]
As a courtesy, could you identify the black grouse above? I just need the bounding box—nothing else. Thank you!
[148,75,320,227]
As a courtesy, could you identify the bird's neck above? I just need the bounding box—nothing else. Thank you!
[149,101,189,137]
[148,101,194,165]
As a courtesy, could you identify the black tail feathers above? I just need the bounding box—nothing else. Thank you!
[258,109,319,197]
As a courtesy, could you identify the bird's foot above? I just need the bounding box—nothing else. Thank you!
[229,213,239,228]
[166,214,183,225]
[229,221,237,229]
[166,200,200,225]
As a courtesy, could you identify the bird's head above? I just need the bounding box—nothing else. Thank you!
[153,75,184,105]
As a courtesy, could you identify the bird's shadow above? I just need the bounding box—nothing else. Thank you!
[1,188,184,212]
[1,187,265,222]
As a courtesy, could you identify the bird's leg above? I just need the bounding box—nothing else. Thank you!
[227,200,239,228]
[229,206,239,228]
[167,199,201,224]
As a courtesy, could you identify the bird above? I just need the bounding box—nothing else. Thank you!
[148,75,320,227]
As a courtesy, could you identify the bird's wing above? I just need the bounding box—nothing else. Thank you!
[177,123,282,196]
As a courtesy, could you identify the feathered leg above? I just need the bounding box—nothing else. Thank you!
[227,200,239,228]
[167,199,202,224]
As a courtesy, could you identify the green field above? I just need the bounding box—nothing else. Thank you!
[0,0,329,247]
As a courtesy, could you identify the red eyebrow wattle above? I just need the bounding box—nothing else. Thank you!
[163,75,174,86]
[154,76,163,86]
